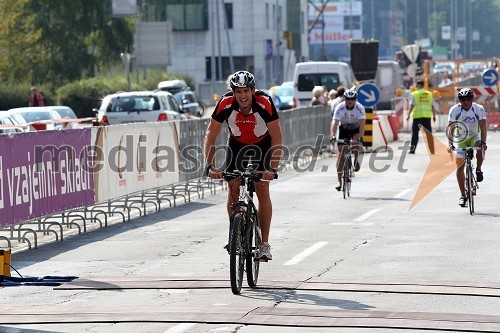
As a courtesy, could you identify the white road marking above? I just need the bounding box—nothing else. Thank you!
[394,188,412,198]
[284,242,328,266]
[354,209,381,222]
[330,222,374,226]
[164,323,196,333]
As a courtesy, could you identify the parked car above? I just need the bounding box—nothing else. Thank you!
[96,90,187,125]
[433,62,455,76]
[50,106,78,119]
[158,79,189,93]
[173,90,204,117]
[0,113,25,134]
[158,79,205,118]
[7,107,63,131]
[269,85,294,110]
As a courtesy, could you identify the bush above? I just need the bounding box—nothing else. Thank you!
[0,83,53,110]
[1,69,195,117]
[56,79,116,118]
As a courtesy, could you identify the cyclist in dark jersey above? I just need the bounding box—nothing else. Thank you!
[204,70,282,261]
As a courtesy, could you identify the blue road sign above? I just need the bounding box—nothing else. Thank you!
[482,69,499,86]
[356,83,380,107]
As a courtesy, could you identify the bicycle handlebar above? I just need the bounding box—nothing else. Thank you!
[336,138,362,145]
[222,170,278,182]
[451,146,483,152]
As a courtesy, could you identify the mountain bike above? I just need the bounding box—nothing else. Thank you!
[222,165,277,294]
[454,145,482,215]
[337,139,356,199]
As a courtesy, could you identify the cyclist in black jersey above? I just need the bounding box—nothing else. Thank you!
[204,71,282,261]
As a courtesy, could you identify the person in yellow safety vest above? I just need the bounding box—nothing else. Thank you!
[406,80,437,154]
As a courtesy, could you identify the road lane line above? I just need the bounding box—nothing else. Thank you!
[164,323,196,333]
[394,188,412,198]
[283,242,328,266]
[331,222,374,226]
[354,209,381,222]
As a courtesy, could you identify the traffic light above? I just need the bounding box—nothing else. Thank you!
[282,31,293,50]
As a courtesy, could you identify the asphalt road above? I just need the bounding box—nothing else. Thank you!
[2,130,500,333]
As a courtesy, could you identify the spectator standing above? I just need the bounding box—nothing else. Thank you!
[327,89,337,107]
[330,86,345,118]
[29,87,45,107]
[311,86,326,106]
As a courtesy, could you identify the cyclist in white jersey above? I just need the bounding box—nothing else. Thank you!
[330,88,366,191]
[447,88,487,207]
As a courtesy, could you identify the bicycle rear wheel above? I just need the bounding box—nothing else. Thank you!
[466,165,474,215]
[229,213,244,294]
[246,211,261,288]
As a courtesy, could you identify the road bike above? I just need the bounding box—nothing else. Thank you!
[453,145,482,215]
[222,165,276,294]
[337,139,357,199]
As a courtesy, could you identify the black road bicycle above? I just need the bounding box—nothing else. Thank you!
[453,145,482,215]
[223,165,277,294]
[337,139,357,199]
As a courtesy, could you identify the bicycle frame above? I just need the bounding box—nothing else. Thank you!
[455,146,481,215]
[223,166,263,294]
[337,139,357,199]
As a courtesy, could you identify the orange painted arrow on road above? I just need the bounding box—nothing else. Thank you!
[409,126,464,210]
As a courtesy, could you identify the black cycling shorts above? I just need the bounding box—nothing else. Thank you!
[225,135,272,172]
[338,125,360,142]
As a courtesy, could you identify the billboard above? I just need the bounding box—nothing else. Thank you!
[112,0,137,17]
[308,1,362,45]
[135,22,173,67]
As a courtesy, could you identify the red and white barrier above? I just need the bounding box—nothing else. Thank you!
[455,86,497,104]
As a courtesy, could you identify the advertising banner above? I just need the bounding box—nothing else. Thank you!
[0,129,94,227]
[92,122,180,203]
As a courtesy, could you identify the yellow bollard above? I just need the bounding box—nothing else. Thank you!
[0,248,11,276]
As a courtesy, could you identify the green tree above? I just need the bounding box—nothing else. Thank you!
[0,0,42,82]
[0,0,134,88]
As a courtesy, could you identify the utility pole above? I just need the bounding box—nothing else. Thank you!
[276,0,281,84]
[216,0,222,80]
[221,0,234,73]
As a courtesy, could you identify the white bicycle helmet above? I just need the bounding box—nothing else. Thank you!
[344,88,358,99]
[458,88,474,99]
[229,71,255,89]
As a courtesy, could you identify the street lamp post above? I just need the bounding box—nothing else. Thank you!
[120,52,132,91]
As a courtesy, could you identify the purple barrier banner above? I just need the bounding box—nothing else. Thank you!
[0,129,95,227]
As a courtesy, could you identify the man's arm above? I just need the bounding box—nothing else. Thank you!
[331,119,340,138]
[431,97,438,121]
[479,119,487,143]
[358,118,366,138]
[266,119,282,172]
[204,119,223,170]
[407,104,415,120]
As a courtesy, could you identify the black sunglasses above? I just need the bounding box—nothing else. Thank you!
[345,97,356,101]
[459,97,472,101]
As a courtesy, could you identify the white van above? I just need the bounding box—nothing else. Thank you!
[375,60,404,110]
[292,61,356,107]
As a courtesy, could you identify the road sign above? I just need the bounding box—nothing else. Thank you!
[357,83,380,107]
[481,69,499,86]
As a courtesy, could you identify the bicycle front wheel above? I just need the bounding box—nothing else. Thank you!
[229,213,245,294]
[342,156,351,199]
[246,211,261,288]
[466,166,475,215]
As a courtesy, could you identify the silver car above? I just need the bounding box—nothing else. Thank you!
[97,90,187,125]
[7,107,63,131]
